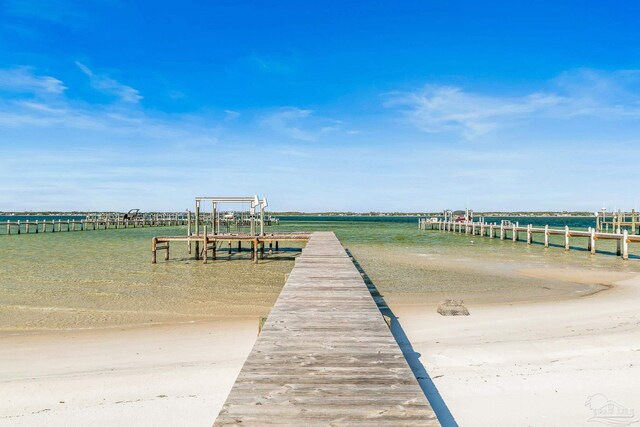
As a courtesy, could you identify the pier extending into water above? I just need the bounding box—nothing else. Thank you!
[420,218,640,260]
[214,232,439,426]
[152,231,311,264]
[2,212,190,235]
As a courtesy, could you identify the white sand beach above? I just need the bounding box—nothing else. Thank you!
[396,270,640,426]
[0,319,257,427]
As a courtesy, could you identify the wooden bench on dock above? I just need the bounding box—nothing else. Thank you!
[214,232,439,426]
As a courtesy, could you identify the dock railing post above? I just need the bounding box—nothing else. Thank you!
[500,223,505,240]
[512,224,518,242]
[489,223,494,238]
[564,226,570,251]
[527,224,532,244]
[544,225,549,247]
[152,237,157,263]
[616,227,622,256]
[622,230,629,260]
[589,228,596,254]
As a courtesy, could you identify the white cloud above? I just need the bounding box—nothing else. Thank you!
[76,61,142,104]
[261,107,342,142]
[262,107,318,141]
[0,66,66,95]
[224,109,240,122]
[387,69,640,139]
[386,85,563,138]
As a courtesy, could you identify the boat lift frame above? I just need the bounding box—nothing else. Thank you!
[194,196,268,236]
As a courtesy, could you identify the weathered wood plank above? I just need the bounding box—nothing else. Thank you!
[213,231,439,426]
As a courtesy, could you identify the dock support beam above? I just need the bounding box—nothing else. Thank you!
[187,210,192,254]
[203,226,208,264]
[253,240,259,264]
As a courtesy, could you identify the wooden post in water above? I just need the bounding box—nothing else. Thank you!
[25,220,30,234]
[589,228,596,254]
[526,224,532,244]
[6,220,10,235]
[500,223,505,240]
[152,237,157,263]
[616,227,622,256]
[194,203,200,260]
[253,240,258,264]
[512,224,518,242]
[203,225,208,264]
[622,230,629,260]
[564,226,570,251]
[544,225,549,247]
[187,210,192,254]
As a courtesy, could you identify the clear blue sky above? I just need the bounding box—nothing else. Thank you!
[1,0,639,212]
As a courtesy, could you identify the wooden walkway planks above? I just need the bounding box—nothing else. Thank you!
[214,231,439,426]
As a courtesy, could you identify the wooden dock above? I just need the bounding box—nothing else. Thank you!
[214,232,439,426]
[420,219,640,260]
[2,215,189,235]
[152,232,311,263]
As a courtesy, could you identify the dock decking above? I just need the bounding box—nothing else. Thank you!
[214,232,439,426]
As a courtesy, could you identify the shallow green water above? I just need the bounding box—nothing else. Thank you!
[0,217,638,331]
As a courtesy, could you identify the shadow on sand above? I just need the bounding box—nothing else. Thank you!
[346,249,459,427]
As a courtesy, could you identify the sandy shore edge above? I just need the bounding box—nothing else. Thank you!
[393,272,640,426]
[0,319,258,427]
